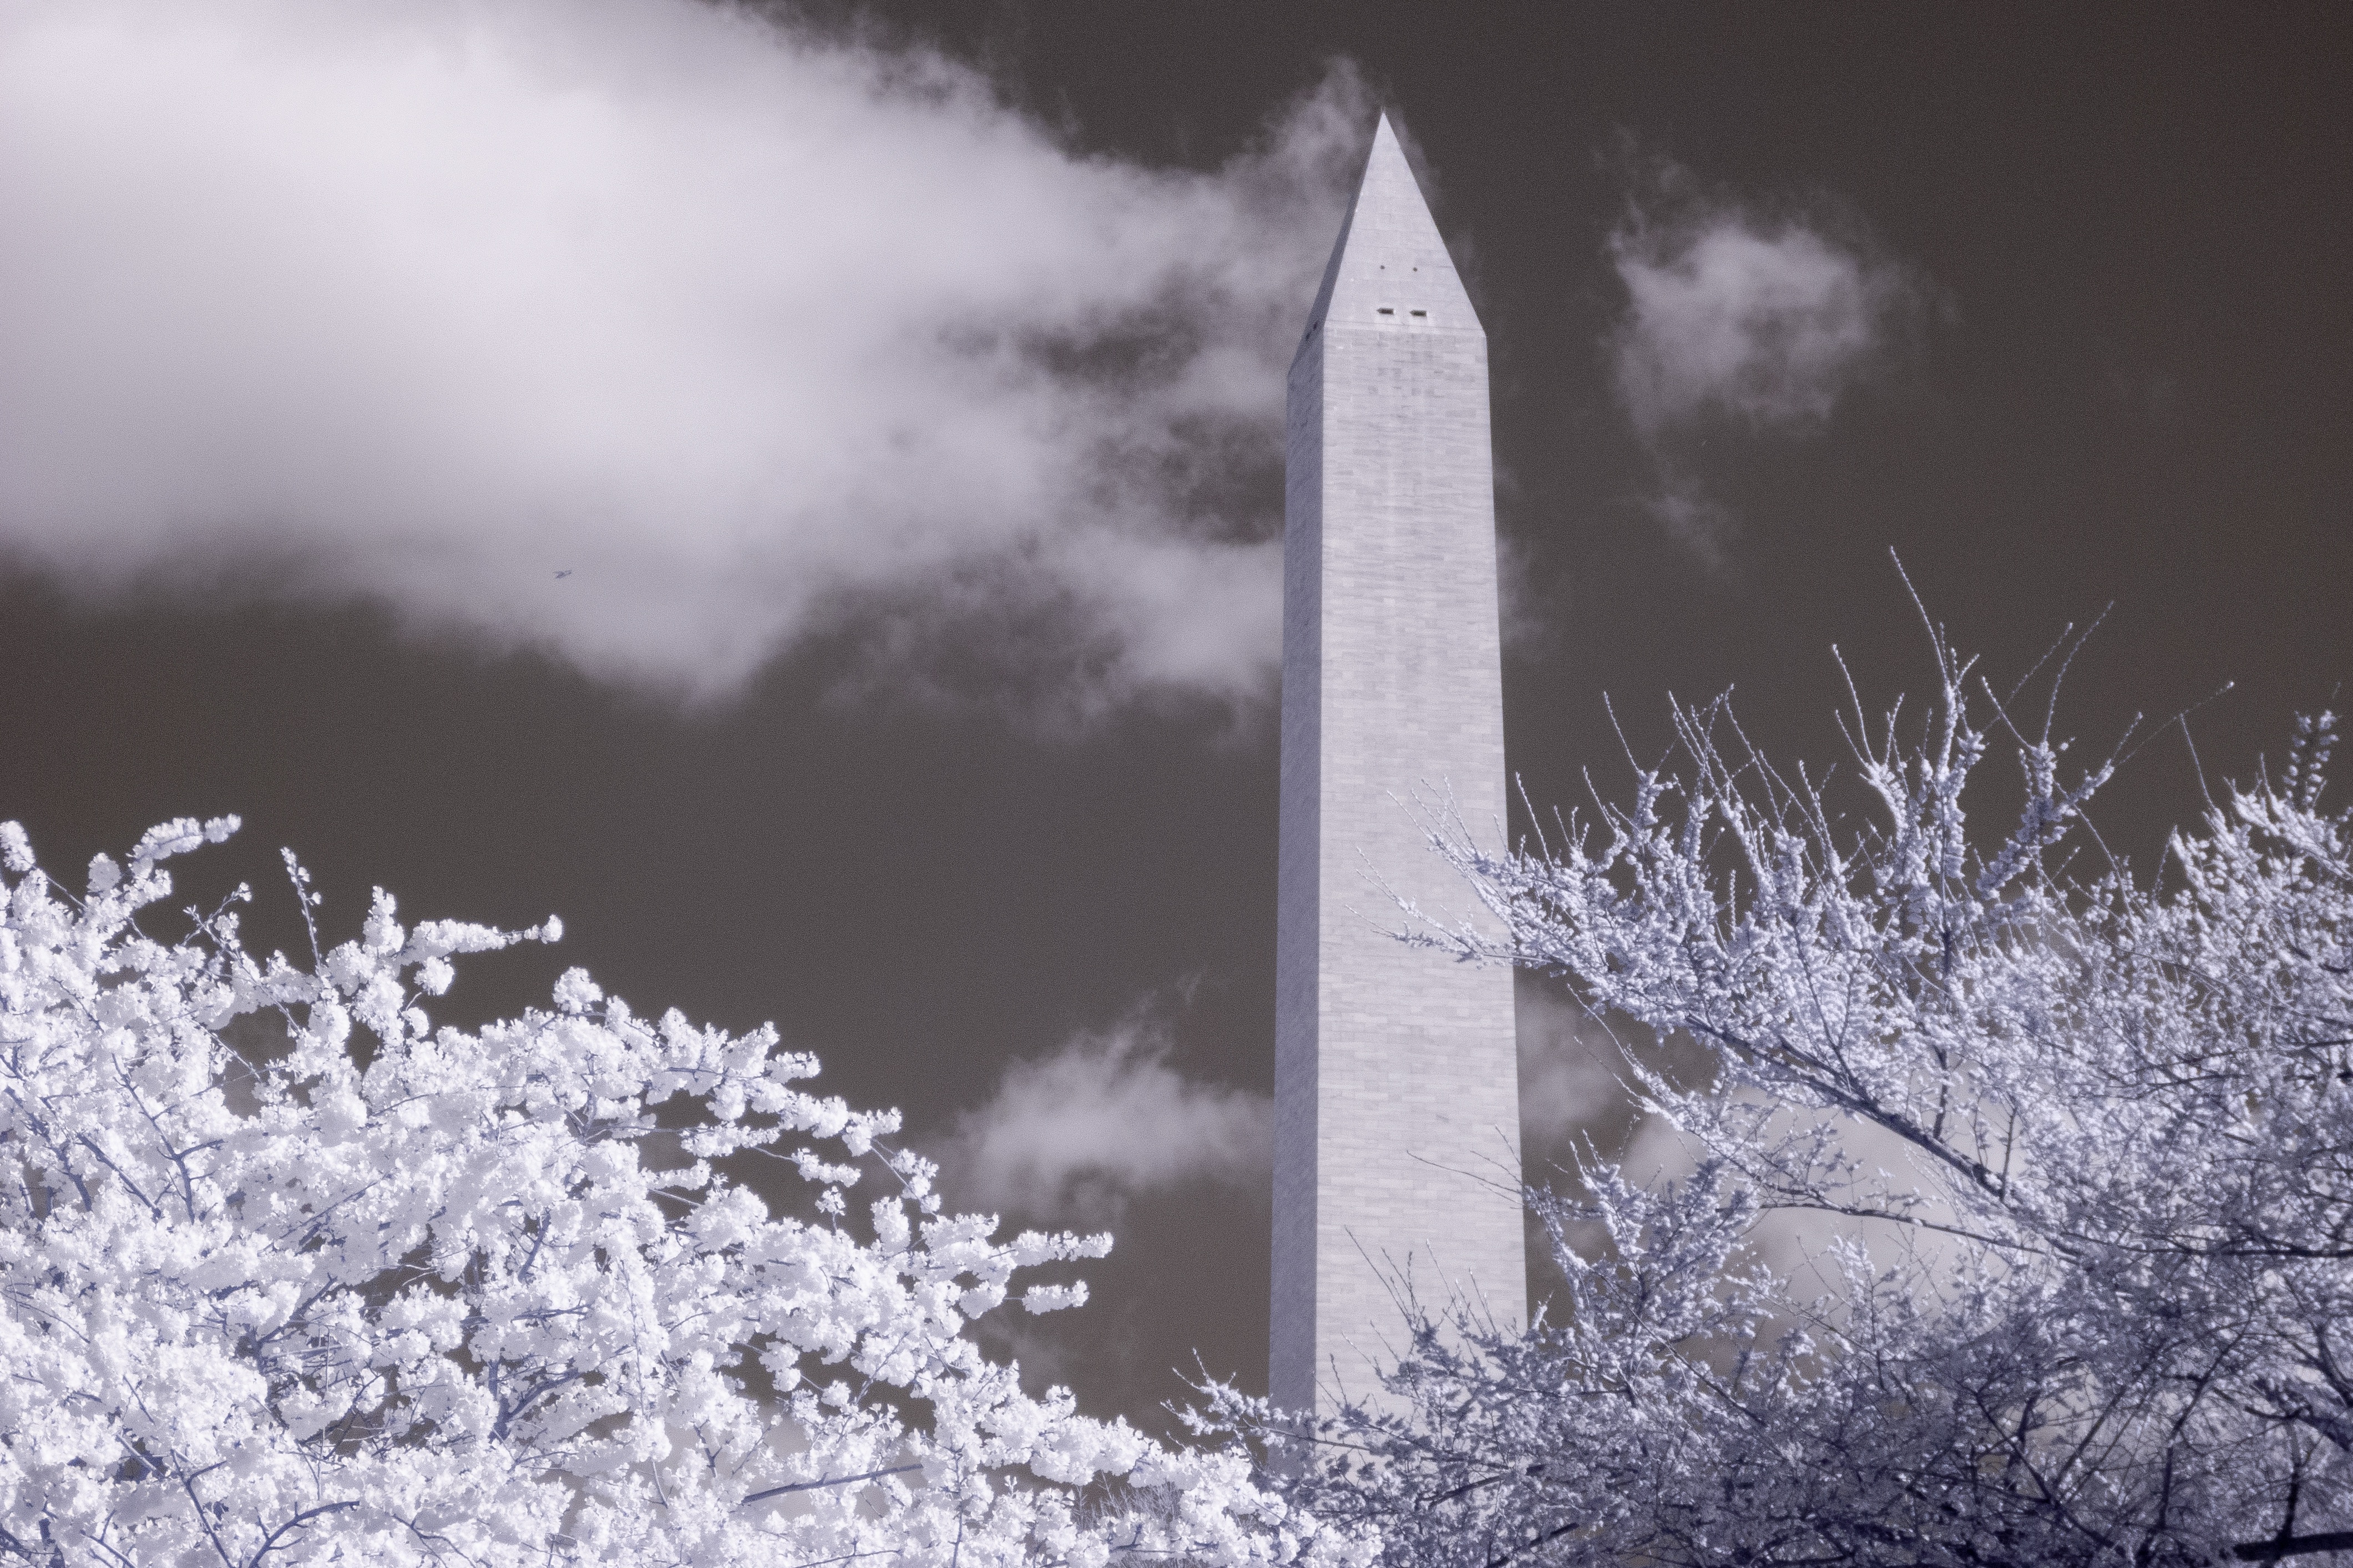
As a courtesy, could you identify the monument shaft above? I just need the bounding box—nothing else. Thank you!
[1272,116,1525,1413]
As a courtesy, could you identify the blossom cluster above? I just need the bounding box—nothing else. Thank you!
[1239,635,2353,1566]
[0,819,1363,1566]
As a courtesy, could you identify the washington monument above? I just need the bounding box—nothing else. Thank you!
[1272,114,1525,1413]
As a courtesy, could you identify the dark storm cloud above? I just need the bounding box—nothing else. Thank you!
[1606,162,1926,567]
[0,0,1363,719]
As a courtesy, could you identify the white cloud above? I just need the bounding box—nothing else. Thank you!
[1516,986,1628,1161]
[1606,172,1921,564]
[1519,991,1942,1287]
[1639,467,1739,575]
[1612,213,1908,437]
[0,0,1363,717]
[941,1006,1269,1226]
[1612,1097,1967,1321]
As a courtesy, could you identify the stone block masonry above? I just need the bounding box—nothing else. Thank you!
[1272,114,1525,1414]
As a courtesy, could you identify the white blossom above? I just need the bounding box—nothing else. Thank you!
[1224,621,2353,1565]
[0,824,1368,1567]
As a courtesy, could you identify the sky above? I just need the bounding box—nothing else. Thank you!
[3,0,2349,1427]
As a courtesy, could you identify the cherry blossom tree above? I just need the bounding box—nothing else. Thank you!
[1227,622,2353,1566]
[0,818,1363,1567]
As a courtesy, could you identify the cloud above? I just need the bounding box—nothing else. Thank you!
[940,1004,1270,1226]
[1516,984,1632,1166]
[1606,164,1922,565]
[1640,469,1741,575]
[1611,209,1911,438]
[1612,1094,1968,1321]
[1520,991,1944,1282]
[0,0,1364,719]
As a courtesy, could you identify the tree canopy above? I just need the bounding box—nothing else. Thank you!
[0,818,1358,1567]
[1236,628,2353,1566]
[12,617,2350,1566]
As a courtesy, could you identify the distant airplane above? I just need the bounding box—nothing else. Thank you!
[554,570,573,579]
